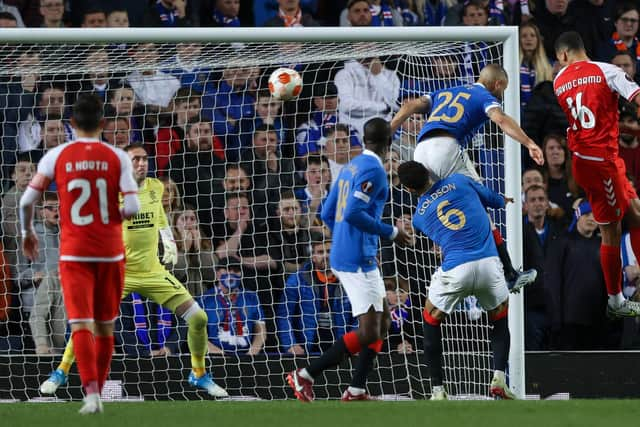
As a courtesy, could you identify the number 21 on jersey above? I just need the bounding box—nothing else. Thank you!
[68,178,110,226]
[335,179,350,222]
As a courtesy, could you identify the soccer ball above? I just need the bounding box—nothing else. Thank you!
[268,67,302,101]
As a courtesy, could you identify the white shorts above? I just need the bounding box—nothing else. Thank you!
[428,256,508,314]
[413,136,482,183]
[333,268,385,317]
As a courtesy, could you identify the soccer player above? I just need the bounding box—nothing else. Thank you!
[19,94,141,414]
[553,31,640,316]
[39,143,228,398]
[287,118,412,402]
[391,63,544,292]
[398,160,516,400]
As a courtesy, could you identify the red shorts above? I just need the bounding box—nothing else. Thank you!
[59,260,125,323]
[572,155,637,223]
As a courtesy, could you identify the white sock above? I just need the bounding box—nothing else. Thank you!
[299,368,313,382]
[493,370,505,381]
[347,386,366,395]
[608,293,625,308]
[432,385,444,393]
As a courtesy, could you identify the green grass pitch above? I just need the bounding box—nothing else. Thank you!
[2,400,640,427]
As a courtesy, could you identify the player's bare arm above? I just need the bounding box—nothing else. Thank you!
[19,173,51,261]
[390,96,431,133]
[487,107,544,166]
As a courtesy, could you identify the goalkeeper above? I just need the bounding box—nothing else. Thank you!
[40,143,228,398]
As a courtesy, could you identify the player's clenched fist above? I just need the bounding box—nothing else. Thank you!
[22,230,39,262]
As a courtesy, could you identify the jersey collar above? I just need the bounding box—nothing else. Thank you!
[75,137,101,143]
[362,148,384,167]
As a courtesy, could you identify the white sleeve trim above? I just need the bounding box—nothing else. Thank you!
[598,61,640,101]
[353,191,371,203]
[389,226,399,240]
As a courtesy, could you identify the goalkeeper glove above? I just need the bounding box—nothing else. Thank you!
[160,227,178,265]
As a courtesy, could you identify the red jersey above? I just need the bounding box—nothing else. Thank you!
[553,60,640,160]
[30,138,138,261]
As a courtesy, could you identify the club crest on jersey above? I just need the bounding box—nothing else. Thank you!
[361,181,374,193]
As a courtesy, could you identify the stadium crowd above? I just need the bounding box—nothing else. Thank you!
[1,0,640,358]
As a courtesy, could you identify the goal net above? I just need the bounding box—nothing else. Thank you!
[0,27,522,401]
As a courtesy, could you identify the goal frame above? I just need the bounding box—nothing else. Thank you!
[1,26,525,398]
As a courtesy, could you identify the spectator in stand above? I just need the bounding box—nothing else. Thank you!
[0,9,17,26]
[519,22,554,112]
[322,123,355,187]
[295,154,331,229]
[201,66,259,162]
[106,83,143,143]
[201,257,266,356]
[154,88,205,175]
[521,167,567,220]
[391,113,424,162]
[25,117,66,163]
[265,0,319,26]
[296,82,361,166]
[522,62,569,166]
[74,48,115,102]
[106,8,129,27]
[334,52,400,136]
[459,0,489,26]
[81,6,106,27]
[168,116,225,236]
[340,0,402,27]
[618,102,640,187]
[239,89,284,149]
[102,116,131,149]
[170,206,217,297]
[126,43,181,110]
[611,51,638,84]
[163,43,210,91]
[213,192,284,348]
[17,84,73,154]
[276,234,356,354]
[38,0,63,27]
[568,0,616,55]
[522,184,564,350]
[1,154,35,264]
[597,3,640,82]
[268,190,311,275]
[534,0,597,61]
[546,200,622,349]
[203,0,241,27]
[540,134,578,225]
[26,192,63,354]
[239,124,296,217]
[145,0,190,26]
[384,276,418,354]
[159,175,184,220]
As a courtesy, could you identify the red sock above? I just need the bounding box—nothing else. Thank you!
[342,331,362,355]
[367,339,383,353]
[600,244,622,296]
[72,329,99,395]
[492,229,504,246]
[95,335,114,392]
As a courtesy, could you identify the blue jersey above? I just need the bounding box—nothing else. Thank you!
[321,150,394,273]
[417,83,501,148]
[412,174,504,271]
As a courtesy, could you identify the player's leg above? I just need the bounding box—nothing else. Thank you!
[145,271,228,397]
[422,300,448,400]
[287,268,386,402]
[59,261,102,414]
[39,339,74,394]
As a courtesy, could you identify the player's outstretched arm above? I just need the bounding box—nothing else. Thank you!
[487,107,544,166]
[390,96,431,133]
[468,178,506,210]
[19,175,48,261]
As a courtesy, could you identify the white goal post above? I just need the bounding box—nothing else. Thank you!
[0,26,524,399]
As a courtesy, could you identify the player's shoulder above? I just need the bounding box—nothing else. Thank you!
[144,177,164,191]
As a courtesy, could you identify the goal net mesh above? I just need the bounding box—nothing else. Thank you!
[0,38,508,401]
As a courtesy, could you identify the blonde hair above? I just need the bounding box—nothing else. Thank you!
[158,175,183,213]
[519,22,554,85]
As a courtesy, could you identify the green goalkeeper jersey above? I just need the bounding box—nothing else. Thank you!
[122,178,167,274]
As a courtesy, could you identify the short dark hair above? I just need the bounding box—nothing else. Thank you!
[325,123,350,138]
[107,82,134,103]
[611,50,636,64]
[279,189,297,201]
[123,142,146,153]
[173,87,202,104]
[310,231,329,246]
[615,2,640,22]
[524,184,547,200]
[397,161,430,191]
[225,191,250,207]
[254,123,276,135]
[15,152,36,164]
[306,153,329,168]
[0,11,17,22]
[73,93,104,132]
[347,0,371,9]
[462,0,488,16]
[554,31,585,54]
[363,117,391,148]
[185,115,211,134]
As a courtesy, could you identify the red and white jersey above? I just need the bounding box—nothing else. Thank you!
[30,138,138,261]
[554,60,640,160]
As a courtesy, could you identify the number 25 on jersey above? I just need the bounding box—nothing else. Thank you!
[68,178,110,226]
[566,92,595,130]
